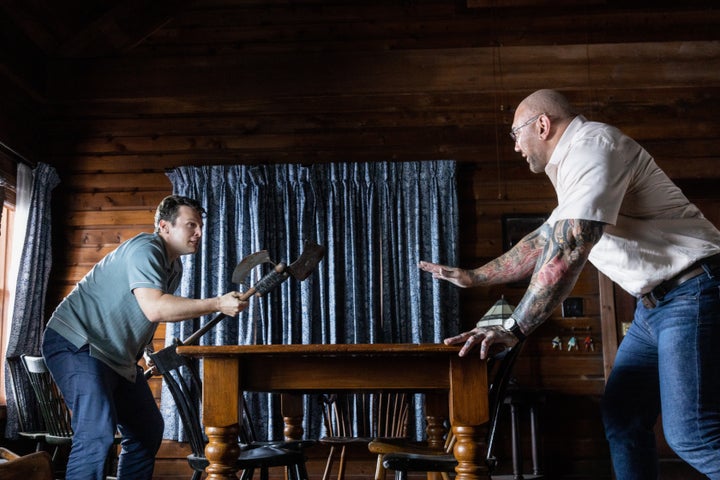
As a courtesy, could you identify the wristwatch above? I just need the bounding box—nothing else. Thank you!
[502,316,526,341]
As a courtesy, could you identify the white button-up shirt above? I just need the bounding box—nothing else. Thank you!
[545,116,720,297]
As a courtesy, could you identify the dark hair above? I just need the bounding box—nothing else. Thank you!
[154,195,205,232]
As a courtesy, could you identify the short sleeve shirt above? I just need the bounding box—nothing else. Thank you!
[545,116,720,297]
[47,232,182,381]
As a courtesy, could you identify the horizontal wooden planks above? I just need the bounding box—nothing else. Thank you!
[48,42,720,102]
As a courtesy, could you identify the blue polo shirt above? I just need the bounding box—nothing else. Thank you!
[46,232,182,381]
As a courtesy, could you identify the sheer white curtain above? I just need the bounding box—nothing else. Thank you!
[0,163,31,405]
[6,162,33,325]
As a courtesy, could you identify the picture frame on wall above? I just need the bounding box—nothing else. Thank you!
[501,214,548,252]
[501,214,548,287]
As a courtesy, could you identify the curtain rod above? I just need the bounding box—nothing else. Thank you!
[0,140,36,168]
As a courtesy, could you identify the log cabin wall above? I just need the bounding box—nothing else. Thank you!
[2,1,720,478]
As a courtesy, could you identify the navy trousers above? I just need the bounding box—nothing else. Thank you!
[42,328,164,480]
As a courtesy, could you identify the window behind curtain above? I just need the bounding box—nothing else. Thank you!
[0,200,12,404]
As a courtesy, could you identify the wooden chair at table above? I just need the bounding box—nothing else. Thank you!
[20,354,121,480]
[377,339,544,480]
[0,447,54,480]
[149,345,314,480]
[368,421,454,480]
[320,391,411,480]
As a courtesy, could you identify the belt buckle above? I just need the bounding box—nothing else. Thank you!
[641,293,657,309]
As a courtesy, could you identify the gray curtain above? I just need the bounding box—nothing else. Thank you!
[4,163,60,438]
[164,161,458,441]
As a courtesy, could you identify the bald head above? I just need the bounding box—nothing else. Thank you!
[518,89,577,120]
[511,89,578,173]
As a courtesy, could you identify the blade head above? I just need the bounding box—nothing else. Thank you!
[287,242,325,281]
[232,250,272,285]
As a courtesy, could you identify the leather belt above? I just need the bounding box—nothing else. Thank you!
[641,254,720,309]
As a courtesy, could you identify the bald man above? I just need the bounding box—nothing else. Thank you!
[420,89,720,479]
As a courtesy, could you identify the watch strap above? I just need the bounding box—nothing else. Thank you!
[507,317,526,341]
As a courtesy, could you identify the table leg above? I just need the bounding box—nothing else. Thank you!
[449,356,489,480]
[202,358,242,479]
[281,393,304,440]
[206,424,242,479]
[424,392,449,450]
[452,425,486,480]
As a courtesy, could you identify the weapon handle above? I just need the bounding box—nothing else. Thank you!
[182,287,257,346]
[145,287,258,378]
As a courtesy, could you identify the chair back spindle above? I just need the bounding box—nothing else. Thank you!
[20,355,73,440]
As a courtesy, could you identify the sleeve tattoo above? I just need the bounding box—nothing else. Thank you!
[514,219,605,334]
[469,225,548,285]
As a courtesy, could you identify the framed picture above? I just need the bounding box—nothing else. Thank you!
[501,214,548,288]
[501,214,548,252]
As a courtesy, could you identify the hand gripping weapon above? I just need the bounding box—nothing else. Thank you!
[144,241,325,378]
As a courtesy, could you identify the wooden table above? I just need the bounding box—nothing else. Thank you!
[177,343,488,480]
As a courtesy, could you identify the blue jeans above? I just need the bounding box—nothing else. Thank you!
[42,328,164,480]
[601,265,720,479]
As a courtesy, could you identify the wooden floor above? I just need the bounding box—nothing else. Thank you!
[0,436,705,480]
[148,441,708,480]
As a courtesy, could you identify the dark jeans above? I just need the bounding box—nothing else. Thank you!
[602,266,720,479]
[42,328,164,480]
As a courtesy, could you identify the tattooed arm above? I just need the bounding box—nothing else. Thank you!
[512,219,605,336]
[444,219,605,358]
[418,224,548,288]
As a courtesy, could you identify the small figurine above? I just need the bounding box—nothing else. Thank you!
[584,335,594,351]
[552,336,562,350]
[567,336,578,351]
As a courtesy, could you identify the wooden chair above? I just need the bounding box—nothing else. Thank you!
[20,354,74,479]
[20,354,120,479]
[320,391,411,480]
[502,388,545,479]
[379,340,544,480]
[0,447,54,480]
[368,425,453,480]
[6,357,50,453]
[149,345,312,480]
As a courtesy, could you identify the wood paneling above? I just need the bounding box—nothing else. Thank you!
[3,1,720,478]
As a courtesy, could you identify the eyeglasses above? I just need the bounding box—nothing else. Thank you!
[509,113,543,142]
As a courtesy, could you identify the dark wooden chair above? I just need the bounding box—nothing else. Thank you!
[6,357,50,453]
[20,354,74,479]
[0,447,54,480]
[20,354,120,480]
[149,345,312,480]
[502,388,545,479]
[320,391,411,480]
[378,339,544,480]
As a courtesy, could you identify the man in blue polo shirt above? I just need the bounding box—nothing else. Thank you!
[42,195,247,480]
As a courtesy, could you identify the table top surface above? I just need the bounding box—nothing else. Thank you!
[176,342,463,358]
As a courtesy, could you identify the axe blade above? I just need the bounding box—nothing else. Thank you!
[287,241,325,281]
[232,250,272,285]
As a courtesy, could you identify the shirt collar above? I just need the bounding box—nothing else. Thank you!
[547,115,586,168]
[544,115,586,186]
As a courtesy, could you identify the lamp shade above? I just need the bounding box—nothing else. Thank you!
[475,297,515,328]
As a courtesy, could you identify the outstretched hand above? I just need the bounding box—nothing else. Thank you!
[444,325,518,359]
[418,261,474,288]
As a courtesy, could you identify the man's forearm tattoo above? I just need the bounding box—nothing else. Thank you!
[470,228,545,285]
[514,219,604,333]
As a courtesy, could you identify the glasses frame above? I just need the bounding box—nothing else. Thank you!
[509,113,544,142]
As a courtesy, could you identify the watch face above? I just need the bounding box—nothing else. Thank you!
[503,317,515,330]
